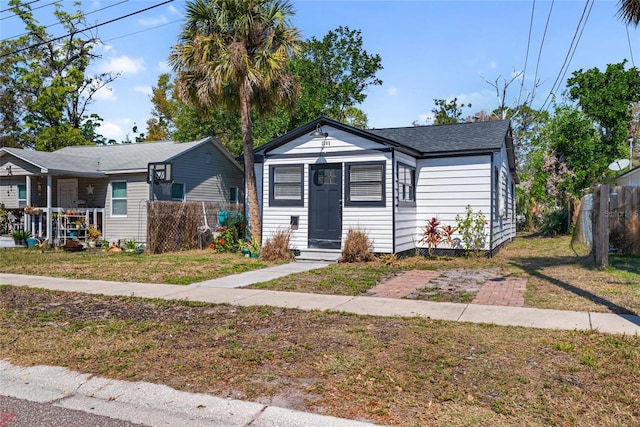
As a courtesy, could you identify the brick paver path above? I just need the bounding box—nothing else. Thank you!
[366,270,440,298]
[471,276,528,307]
[368,270,527,307]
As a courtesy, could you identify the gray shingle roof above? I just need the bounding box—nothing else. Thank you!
[55,138,210,172]
[367,119,511,154]
[1,138,216,175]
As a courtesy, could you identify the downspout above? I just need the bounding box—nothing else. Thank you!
[391,148,396,254]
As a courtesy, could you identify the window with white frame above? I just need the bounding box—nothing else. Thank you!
[111,181,127,216]
[270,165,303,206]
[397,163,415,205]
[171,183,185,201]
[346,162,385,207]
[17,184,27,208]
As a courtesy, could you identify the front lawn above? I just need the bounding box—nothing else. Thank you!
[1,286,639,426]
[0,249,277,285]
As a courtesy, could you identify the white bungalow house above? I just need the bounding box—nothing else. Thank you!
[253,117,517,258]
[0,137,243,244]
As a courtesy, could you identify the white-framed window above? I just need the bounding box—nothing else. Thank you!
[397,163,415,205]
[171,183,185,201]
[346,162,385,207]
[111,181,127,216]
[17,184,27,208]
[270,165,303,206]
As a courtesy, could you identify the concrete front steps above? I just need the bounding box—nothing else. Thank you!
[295,249,341,262]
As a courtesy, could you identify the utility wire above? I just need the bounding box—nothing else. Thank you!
[103,18,182,43]
[1,0,57,21]
[540,0,593,112]
[626,24,636,67]
[532,0,554,101]
[516,0,536,107]
[0,0,174,59]
[0,0,40,14]
[0,0,130,43]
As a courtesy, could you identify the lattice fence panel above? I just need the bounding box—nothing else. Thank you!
[147,201,243,254]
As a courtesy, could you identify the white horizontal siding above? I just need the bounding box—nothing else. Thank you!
[415,155,492,251]
[268,127,386,156]
[261,145,393,251]
[491,145,516,248]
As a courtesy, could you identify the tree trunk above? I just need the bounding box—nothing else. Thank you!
[240,83,262,244]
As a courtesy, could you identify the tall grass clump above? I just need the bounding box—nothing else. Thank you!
[261,229,294,261]
[340,229,376,263]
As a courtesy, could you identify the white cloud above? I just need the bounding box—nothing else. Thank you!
[168,5,181,16]
[489,60,497,69]
[98,118,137,143]
[92,85,117,101]
[138,15,168,27]
[97,121,124,142]
[388,87,398,96]
[99,56,145,75]
[134,86,152,96]
[416,114,434,126]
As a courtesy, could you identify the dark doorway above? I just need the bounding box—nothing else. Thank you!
[309,163,342,249]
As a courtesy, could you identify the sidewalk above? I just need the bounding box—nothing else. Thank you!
[2,267,639,334]
[1,264,640,427]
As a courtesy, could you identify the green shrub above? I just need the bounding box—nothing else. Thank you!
[340,229,376,263]
[542,209,569,236]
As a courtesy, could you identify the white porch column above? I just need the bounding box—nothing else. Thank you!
[25,175,31,234]
[46,175,52,242]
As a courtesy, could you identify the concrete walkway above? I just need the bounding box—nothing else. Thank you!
[1,264,640,427]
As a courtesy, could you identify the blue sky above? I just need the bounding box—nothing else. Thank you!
[1,0,638,142]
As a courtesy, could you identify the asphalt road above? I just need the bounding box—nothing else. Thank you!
[0,395,145,427]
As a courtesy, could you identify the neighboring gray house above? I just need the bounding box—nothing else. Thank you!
[0,137,243,244]
[253,117,517,257]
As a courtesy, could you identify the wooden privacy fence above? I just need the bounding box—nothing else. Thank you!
[147,201,244,254]
[592,185,640,267]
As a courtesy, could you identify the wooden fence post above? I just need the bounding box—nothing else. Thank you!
[592,184,609,268]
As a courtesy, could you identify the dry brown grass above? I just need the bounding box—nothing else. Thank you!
[340,229,376,263]
[261,229,295,262]
[252,234,640,315]
[1,286,639,426]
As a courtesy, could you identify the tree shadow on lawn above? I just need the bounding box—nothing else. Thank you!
[508,255,639,318]
[609,253,640,277]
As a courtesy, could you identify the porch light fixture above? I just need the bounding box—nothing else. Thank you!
[310,124,328,139]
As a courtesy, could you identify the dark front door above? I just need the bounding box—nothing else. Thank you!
[309,163,342,249]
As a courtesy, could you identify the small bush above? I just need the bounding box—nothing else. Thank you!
[340,229,376,263]
[261,229,294,261]
[542,209,569,236]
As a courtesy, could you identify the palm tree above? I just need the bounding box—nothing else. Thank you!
[169,0,300,243]
[618,0,640,26]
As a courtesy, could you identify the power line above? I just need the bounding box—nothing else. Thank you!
[0,0,130,43]
[0,0,40,14]
[532,0,554,101]
[540,0,593,112]
[0,0,57,21]
[516,0,536,107]
[0,0,174,59]
[103,18,182,43]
